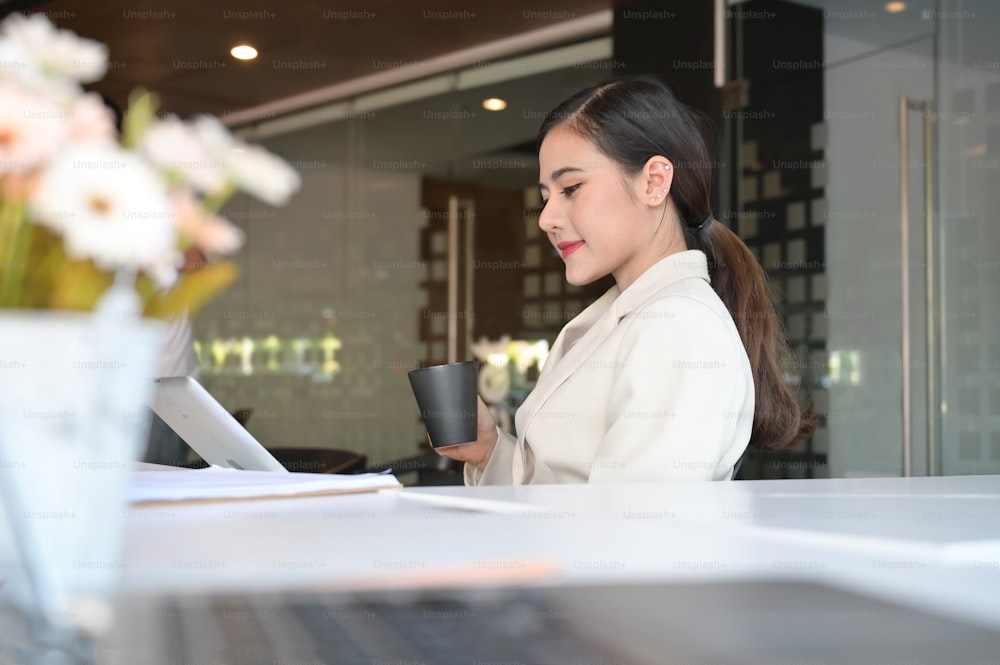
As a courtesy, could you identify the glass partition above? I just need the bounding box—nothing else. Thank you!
[725,0,999,477]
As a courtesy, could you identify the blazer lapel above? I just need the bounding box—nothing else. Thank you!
[512,288,619,481]
[528,289,617,412]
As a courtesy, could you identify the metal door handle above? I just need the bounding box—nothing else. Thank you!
[898,96,936,477]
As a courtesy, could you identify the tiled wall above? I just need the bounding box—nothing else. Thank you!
[192,156,428,468]
[726,0,828,480]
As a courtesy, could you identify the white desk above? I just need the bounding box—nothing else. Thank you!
[119,474,1000,633]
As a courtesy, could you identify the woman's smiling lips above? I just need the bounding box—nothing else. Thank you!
[557,240,585,259]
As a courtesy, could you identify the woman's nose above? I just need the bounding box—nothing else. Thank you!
[538,201,560,234]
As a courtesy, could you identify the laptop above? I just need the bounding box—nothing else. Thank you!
[98,577,1000,664]
[149,376,288,473]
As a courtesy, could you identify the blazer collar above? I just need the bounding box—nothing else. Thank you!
[610,250,710,320]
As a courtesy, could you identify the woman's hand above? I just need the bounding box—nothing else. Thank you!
[433,396,498,471]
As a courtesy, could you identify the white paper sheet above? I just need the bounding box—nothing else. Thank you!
[127,466,401,503]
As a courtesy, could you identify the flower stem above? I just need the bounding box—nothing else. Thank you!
[0,198,30,308]
[201,180,237,216]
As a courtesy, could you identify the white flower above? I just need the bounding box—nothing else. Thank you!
[0,34,32,83]
[0,81,71,174]
[2,13,106,85]
[191,114,233,157]
[171,190,245,255]
[142,115,227,195]
[68,92,116,145]
[29,145,178,286]
[192,114,301,206]
[226,143,301,207]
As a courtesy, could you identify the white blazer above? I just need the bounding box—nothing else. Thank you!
[466,250,754,485]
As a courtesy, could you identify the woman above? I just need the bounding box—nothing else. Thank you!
[439,75,816,484]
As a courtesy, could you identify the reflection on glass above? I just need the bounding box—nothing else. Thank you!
[262,335,281,372]
[240,336,254,375]
[320,334,342,380]
[829,350,860,387]
[193,334,343,380]
[471,336,550,391]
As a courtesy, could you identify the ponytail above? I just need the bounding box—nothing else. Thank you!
[688,221,818,450]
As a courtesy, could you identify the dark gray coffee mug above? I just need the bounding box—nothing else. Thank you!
[407,361,478,448]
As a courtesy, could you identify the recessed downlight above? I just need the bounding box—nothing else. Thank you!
[482,97,507,111]
[885,2,906,13]
[231,44,258,60]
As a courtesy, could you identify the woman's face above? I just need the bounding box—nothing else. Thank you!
[537,125,667,290]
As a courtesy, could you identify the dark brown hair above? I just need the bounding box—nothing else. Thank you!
[538,75,817,450]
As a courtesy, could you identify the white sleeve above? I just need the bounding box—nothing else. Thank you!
[463,428,516,486]
[588,296,752,483]
[156,312,201,379]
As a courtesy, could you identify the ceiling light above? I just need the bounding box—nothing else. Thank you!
[885,2,906,13]
[482,97,507,111]
[231,44,258,60]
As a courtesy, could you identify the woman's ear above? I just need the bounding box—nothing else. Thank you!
[642,156,674,206]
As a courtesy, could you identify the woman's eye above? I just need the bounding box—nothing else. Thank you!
[538,183,580,210]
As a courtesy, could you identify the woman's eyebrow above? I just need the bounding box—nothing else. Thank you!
[539,166,584,189]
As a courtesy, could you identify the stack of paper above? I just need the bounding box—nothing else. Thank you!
[127,467,401,504]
